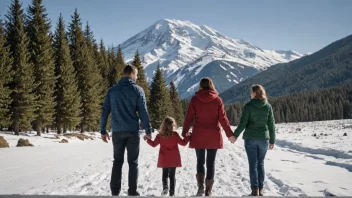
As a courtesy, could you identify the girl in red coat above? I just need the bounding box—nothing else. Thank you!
[146,116,190,197]
[182,77,236,196]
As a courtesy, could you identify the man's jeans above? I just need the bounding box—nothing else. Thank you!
[244,140,269,189]
[110,131,140,195]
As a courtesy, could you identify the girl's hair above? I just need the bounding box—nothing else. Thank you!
[251,84,268,101]
[159,116,177,138]
[199,77,217,91]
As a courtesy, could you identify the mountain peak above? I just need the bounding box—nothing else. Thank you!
[119,19,303,98]
[159,18,194,24]
[154,18,194,28]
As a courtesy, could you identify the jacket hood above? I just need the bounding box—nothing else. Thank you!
[118,77,136,86]
[195,89,218,103]
[250,99,268,108]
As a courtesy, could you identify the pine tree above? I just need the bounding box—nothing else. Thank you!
[169,81,184,126]
[83,21,104,131]
[108,45,124,86]
[53,14,82,134]
[99,40,109,77]
[68,8,81,57]
[83,21,96,48]
[108,47,117,86]
[68,9,103,132]
[181,99,189,118]
[84,22,105,92]
[116,45,124,74]
[96,40,111,130]
[115,45,124,82]
[6,0,37,135]
[0,20,14,128]
[98,39,109,89]
[343,101,351,119]
[26,0,56,136]
[133,49,150,100]
[148,64,173,129]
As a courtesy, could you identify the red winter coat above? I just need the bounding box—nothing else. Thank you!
[181,89,233,149]
[147,132,189,168]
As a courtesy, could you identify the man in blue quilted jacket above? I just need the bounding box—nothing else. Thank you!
[100,64,151,196]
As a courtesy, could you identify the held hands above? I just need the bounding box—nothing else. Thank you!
[185,132,192,142]
[144,134,152,141]
[228,136,237,144]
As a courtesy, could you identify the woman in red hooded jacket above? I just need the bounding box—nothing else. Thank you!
[182,77,236,196]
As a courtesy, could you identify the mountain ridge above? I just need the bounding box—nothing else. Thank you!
[119,18,304,98]
[219,34,352,103]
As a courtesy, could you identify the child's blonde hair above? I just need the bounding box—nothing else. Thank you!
[159,116,177,138]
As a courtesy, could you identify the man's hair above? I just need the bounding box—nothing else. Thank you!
[123,64,138,75]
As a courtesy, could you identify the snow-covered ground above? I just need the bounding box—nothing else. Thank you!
[0,119,351,196]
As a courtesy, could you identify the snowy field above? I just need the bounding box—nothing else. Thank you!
[0,120,351,196]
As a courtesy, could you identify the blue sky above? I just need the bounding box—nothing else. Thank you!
[1,0,351,53]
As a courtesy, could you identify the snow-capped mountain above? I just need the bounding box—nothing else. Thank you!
[120,19,303,98]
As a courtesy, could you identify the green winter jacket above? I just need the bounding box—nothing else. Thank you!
[233,99,276,144]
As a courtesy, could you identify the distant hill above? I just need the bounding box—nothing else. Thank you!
[220,34,352,103]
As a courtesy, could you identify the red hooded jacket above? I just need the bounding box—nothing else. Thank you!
[182,89,233,149]
[147,132,189,168]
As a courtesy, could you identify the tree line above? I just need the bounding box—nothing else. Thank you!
[0,0,184,135]
[226,84,352,125]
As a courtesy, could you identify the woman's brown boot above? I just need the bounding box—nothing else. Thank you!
[205,179,214,196]
[196,173,205,196]
[259,188,264,196]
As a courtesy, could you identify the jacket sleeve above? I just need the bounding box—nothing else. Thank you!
[177,133,189,146]
[147,135,160,147]
[100,89,111,134]
[181,97,196,137]
[268,105,276,144]
[233,103,250,138]
[218,98,234,138]
[136,87,152,134]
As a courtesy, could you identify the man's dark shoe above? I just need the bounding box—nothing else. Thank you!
[111,189,120,196]
[128,191,140,196]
